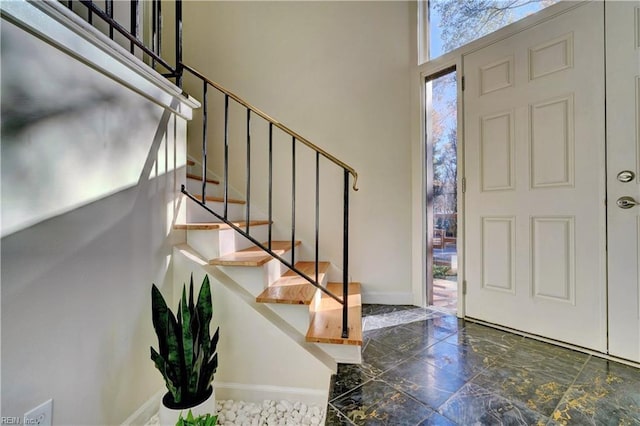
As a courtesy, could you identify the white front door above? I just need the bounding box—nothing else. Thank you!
[463,2,607,351]
[606,0,640,363]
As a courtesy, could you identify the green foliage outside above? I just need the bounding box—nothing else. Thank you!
[433,265,451,279]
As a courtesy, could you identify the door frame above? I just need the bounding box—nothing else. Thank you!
[411,1,584,313]
[422,62,464,314]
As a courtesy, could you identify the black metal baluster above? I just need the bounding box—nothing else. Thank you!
[106,0,113,39]
[87,0,93,25]
[223,95,229,220]
[202,81,208,204]
[175,0,183,87]
[130,0,139,54]
[151,0,157,68]
[67,1,72,10]
[156,0,162,60]
[315,152,320,284]
[342,169,350,339]
[268,123,273,251]
[246,109,251,233]
[291,136,296,266]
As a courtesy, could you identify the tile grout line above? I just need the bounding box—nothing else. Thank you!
[545,353,593,424]
[327,402,357,425]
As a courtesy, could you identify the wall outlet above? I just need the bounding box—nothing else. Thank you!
[24,399,53,426]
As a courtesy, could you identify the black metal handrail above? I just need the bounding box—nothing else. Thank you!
[64,0,358,339]
[182,65,358,338]
[70,0,182,83]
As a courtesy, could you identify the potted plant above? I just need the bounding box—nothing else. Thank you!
[151,274,219,425]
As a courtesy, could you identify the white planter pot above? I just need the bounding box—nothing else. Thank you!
[158,387,216,426]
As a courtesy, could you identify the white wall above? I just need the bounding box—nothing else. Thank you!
[182,1,415,304]
[0,3,194,423]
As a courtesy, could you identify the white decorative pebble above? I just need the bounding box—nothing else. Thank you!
[148,399,325,426]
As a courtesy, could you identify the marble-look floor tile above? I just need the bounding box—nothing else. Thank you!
[325,404,356,425]
[439,382,549,426]
[331,379,434,425]
[422,340,499,381]
[329,364,375,401]
[363,308,443,332]
[550,357,640,425]
[365,323,439,358]
[329,306,640,426]
[499,339,589,385]
[443,329,514,364]
[380,356,467,409]
[359,339,411,377]
[448,322,523,349]
[417,412,458,426]
[400,314,462,343]
[362,304,417,317]
[472,363,570,416]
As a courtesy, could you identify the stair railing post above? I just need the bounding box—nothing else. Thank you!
[106,0,114,39]
[130,0,139,54]
[315,152,320,284]
[342,169,349,339]
[268,123,273,251]
[175,0,183,87]
[246,109,251,232]
[223,94,229,220]
[201,81,208,204]
[291,137,296,266]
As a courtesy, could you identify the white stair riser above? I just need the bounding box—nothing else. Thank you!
[187,226,269,260]
[315,343,362,365]
[216,247,298,296]
[186,177,223,198]
[187,200,245,223]
[267,304,312,336]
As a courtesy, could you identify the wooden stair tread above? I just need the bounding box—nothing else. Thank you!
[211,241,301,266]
[174,220,270,230]
[306,282,362,346]
[187,160,196,166]
[193,194,246,205]
[256,261,330,305]
[187,173,220,185]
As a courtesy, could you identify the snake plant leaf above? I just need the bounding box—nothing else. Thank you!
[196,276,213,355]
[181,284,194,373]
[210,327,219,351]
[151,347,179,401]
[189,274,195,312]
[151,284,172,358]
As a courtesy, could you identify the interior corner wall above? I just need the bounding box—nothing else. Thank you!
[1,18,188,425]
[182,1,414,304]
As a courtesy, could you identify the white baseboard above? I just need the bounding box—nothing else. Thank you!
[121,383,328,425]
[214,382,328,407]
[121,389,164,426]
[362,291,414,305]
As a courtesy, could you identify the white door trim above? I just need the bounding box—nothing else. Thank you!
[412,1,591,310]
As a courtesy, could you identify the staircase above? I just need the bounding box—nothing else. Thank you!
[177,167,362,365]
[61,0,363,369]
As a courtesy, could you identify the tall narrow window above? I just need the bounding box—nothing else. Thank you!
[426,69,457,311]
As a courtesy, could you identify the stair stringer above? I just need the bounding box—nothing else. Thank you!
[173,244,336,406]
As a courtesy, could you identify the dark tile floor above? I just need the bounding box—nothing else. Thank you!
[326,305,640,425]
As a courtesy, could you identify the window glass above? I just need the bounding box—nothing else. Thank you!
[429,0,560,59]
